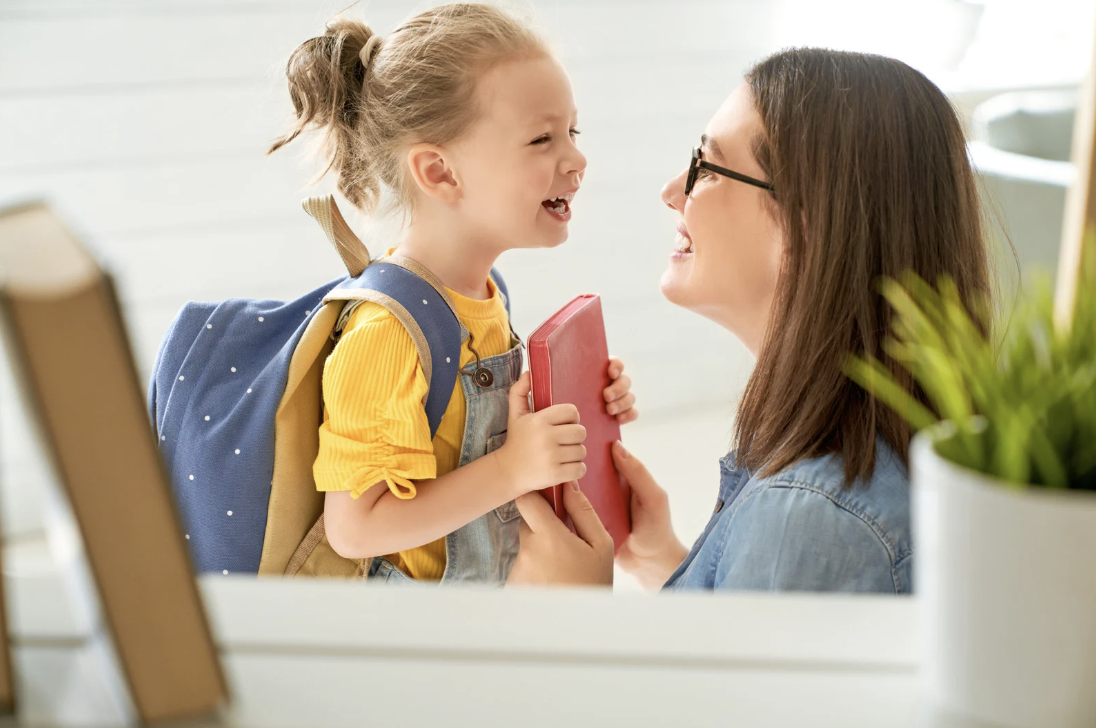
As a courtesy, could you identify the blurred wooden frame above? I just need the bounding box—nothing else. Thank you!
[1056,19,1096,324]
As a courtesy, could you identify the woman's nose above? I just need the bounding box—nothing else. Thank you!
[662,168,687,212]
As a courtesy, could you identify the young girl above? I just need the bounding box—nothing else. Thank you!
[268,4,637,583]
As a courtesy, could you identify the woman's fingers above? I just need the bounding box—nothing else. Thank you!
[616,407,639,425]
[606,392,636,416]
[514,492,564,535]
[612,441,664,502]
[603,374,632,403]
[563,483,614,551]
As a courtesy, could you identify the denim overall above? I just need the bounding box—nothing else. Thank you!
[367,340,524,585]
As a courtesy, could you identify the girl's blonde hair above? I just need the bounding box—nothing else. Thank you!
[268,3,549,215]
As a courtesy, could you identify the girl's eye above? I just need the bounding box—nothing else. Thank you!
[569,128,581,139]
[531,135,551,145]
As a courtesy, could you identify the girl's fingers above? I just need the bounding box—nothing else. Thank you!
[606,392,636,416]
[509,372,532,417]
[542,403,581,425]
[560,462,587,482]
[607,356,625,379]
[558,444,587,464]
[603,374,632,403]
[554,424,588,445]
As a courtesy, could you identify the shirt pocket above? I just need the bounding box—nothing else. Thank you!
[486,432,521,523]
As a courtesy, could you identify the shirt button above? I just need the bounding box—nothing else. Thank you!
[714,500,724,513]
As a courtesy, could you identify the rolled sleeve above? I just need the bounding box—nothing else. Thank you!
[313,304,436,499]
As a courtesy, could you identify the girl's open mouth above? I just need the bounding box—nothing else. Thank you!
[542,191,575,221]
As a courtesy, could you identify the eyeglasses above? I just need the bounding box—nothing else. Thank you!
[685,147,774,196]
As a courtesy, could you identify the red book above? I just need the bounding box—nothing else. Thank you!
[528,295,631,551]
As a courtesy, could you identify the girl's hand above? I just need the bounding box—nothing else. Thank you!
[612,442,689,591]
[493,372,587,497]
[604,357,639,424]
[507,482,614,587]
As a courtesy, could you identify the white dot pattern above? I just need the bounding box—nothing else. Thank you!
[178,375,185,381]
[223,570,228,575]
[189,475,194,481]
[231,367,236,373]
[247,388,252,394]
[234,449,240,455]
[227,510,233,516]
[185,534,190,539]
[446,357,451,363]
[206,324,212,329]
[161,435,166,441]
[204,415,210,421]
[423,300,428,305]
[258,316,265,322]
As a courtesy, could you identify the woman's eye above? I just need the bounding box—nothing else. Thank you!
[696,168,712,179]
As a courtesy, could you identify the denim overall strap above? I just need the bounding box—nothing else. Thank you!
[368,340,524,584]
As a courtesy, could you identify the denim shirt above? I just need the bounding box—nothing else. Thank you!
[664,440,912,594]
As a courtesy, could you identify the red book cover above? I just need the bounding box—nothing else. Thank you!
[528,295,631,551]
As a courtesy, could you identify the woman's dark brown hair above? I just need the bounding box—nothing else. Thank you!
[736,48,991,483]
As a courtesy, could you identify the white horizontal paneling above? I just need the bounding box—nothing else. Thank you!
[1,55,751,172]
[0,84,292,172]
[0,2,774,94]
[0,9,331,95]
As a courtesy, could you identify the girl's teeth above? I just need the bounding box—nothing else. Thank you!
[675,233,693,253]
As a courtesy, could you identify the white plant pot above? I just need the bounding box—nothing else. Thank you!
[912,429,1096,728]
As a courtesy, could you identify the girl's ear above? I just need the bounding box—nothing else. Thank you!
[406,144,460,204]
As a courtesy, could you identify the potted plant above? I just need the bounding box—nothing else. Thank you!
[846,255,1096,728]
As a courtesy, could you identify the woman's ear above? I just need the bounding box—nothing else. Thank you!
[406,144,460,204]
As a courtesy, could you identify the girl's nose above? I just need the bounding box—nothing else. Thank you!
[566,145,587,179]
[662,168,687,213]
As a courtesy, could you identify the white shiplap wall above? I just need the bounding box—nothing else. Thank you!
[0,0,771,542]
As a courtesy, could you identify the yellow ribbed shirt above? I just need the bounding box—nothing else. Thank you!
[313,273,512,581]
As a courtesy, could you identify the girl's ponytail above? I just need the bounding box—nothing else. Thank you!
[268,19,382,211]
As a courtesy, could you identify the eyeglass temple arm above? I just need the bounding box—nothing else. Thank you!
[698,160,774,192]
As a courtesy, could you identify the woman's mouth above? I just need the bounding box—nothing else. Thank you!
[671,221,693,259]
[542,191,575,222]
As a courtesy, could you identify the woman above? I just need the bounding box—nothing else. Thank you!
[507,48,990,593]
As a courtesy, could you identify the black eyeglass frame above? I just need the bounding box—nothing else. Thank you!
[685,147,774,196]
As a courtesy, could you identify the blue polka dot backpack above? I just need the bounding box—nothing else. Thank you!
[148,196,509,577]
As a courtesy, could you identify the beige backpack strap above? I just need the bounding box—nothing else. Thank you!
[302,195,371,277]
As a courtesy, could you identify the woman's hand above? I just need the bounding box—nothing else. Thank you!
[604,357,639,425]
[613,442,690,591]
[506,482,614,587]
